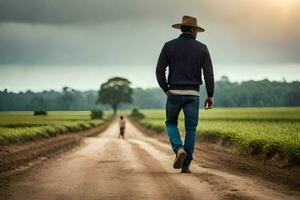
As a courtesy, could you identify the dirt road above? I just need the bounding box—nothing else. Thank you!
[0,120,299,200]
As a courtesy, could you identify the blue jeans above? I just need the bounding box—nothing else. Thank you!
[165,95,199,170]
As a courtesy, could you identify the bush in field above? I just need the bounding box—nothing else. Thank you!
[34,110,47,116]
[130,108,145,120]
[90,109,103,119]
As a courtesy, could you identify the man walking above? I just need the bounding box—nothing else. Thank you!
[156,16,214,173]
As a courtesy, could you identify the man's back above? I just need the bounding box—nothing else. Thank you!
[156,33,214,97]
[119,119,126,128]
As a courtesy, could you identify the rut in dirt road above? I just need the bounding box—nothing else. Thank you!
[0,120,299,200]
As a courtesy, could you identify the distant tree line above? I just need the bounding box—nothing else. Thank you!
[0,87,104,111]
[211,76,300,107]
[0,77,299,111]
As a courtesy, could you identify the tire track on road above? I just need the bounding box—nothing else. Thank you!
[130,142,194,200]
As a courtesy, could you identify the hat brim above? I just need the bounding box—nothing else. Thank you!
[172,23,205,32]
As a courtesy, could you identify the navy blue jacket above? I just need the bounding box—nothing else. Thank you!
[156,33,214,97]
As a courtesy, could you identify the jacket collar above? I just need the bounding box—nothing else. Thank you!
[179,32,195,39]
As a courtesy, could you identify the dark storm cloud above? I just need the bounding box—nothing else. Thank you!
[0,0,196,24]
[0,0,133,24]
[0,22,168,65]
[0,0,299,65]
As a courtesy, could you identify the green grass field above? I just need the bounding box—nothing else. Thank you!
[137,108,300,163]
[0,111,106,145]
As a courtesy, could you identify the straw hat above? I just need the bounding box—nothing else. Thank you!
[172,15,205,32]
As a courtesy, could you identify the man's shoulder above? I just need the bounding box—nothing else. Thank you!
[164,38,178,46]
[195,40,207,48]
[165,38,208,49]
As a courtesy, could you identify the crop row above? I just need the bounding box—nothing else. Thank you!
[137,108,300,164]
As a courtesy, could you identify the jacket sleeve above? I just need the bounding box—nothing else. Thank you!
[202,47,215,97]
[155,44,169,93]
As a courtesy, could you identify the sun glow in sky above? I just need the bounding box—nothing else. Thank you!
[273,0,298,4]
[270,0,299,10]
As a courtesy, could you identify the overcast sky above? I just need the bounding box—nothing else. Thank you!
[0,0,299,91]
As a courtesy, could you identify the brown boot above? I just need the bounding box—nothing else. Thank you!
[173,148,187,169]
[181,168,192,173]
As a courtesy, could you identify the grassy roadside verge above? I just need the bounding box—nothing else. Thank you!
[133,108,300,164]
[0,111,109,145]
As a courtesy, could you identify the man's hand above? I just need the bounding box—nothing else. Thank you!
[204,97,214,109]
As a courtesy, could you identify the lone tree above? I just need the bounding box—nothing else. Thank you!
[97,77,133,115]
